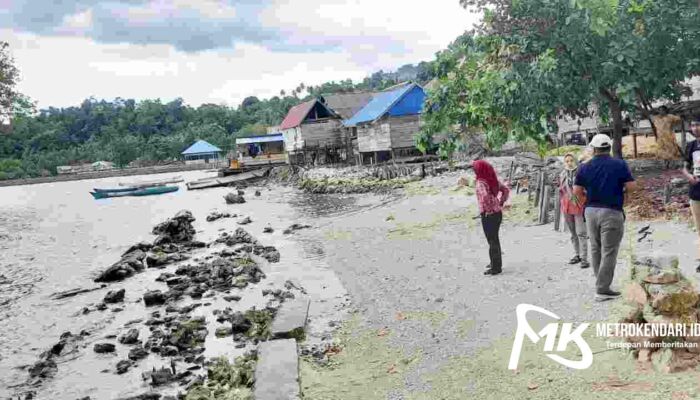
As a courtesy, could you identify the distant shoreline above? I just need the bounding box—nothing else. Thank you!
[0,162,225,187]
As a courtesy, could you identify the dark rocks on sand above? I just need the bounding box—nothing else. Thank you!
[119,329,140,345]
[263,225,274,233]
[206,211,235,222]
[103,288,125,304]
[215,326,233,337]
[28,359,57,379]
[237,216,252,225]
[143,290,166,307]
[224,193,246,204]
[223,295,242,302]
[253,245,280,263]
[122,242,153,256]
[116,360,132,374]
[255,190,261,197]
[146,252,188,269]
[230,311,253,334]
[94,343,116,353]
[148,367,175,386]
[283,223,312,235]
[117,393,161,400]
[128,345,149,361]
[152,210,196,245]
[94,249,146,283]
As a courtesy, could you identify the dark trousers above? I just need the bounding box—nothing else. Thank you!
[481,212,503,272]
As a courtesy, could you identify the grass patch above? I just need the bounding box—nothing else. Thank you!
[173,319,206,347]
[324,229,353,241]
[504,194,537,226]
[300,316,422,400]
[456,319,476,340]
[404,182,442,196]
[184,354,257,400]
[400,311,449,329]
[387,209,476,240]
[546,145,585,157]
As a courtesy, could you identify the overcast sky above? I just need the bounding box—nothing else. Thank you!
[1,0,478,109]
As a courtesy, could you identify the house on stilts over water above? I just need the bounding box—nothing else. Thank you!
[343,82,427,164]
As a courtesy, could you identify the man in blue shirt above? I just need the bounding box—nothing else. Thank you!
[574,134,636,302]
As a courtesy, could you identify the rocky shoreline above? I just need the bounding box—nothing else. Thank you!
[13,206,315,400]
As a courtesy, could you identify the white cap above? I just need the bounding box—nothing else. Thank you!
[590,134,612,148]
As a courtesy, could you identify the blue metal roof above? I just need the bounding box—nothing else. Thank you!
[236,133,284,144]
[343,83,421,127]
[181,140,222,155]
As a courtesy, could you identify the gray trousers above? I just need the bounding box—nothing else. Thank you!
[564,213,588,262]
[584,207,625,293]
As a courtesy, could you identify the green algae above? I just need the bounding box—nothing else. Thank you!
[184,354,256,400]
[243,309,273,340]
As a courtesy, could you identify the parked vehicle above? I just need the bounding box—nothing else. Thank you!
[566,133,587,145]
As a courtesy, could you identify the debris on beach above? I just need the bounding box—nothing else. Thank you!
[621,254,700,372]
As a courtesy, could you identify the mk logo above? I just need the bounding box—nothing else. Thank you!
[508,304,592,370]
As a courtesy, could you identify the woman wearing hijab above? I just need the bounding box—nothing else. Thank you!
[559,153,589,268]
[472,160,510,276]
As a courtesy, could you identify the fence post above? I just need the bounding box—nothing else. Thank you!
[540,184,551,225]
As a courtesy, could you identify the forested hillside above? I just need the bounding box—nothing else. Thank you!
[0,60,436,180]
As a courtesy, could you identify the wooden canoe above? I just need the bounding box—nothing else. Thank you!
[118,176,184,188]
[186,167,270,190]
[90,185,179,199]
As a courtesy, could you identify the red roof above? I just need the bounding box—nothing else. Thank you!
[279,100,316,130]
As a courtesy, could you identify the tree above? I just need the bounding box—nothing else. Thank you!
[456,0,700,158]
[0,42,20,122]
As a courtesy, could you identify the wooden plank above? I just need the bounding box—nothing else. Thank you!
[554,189,561,231]
[633,133,638,159]
[681,119,688,156]
[540,185,551,225]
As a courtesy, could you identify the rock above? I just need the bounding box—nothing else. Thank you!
[646,281,700,316]
[255,190,261,197]
[237,216,252,225]
[624,282,648,306]
[161,346,179,356]
[215,326,233,337]
[230,312,253,334]
[119,329,140,345]
[146,252,187,269]
[254,245,280,263]
[122,242,153,256]
[206,211,234,222]
[237,189,245,195]
[150,367,175,386]
[104,289,126,304]
[643,270,680,284]
[254,339,300,400]
[128,346,149,361]
[223,295,242,302]
[28,359,57,379]
[282,223,312,235]
[94,343,116,353]
[116,360,132,374]
[94,251,146,283]
[143,290,166,307]
[155,272,175,282]
[263,225,274,233]
[224,193,246,204]
[152,210,196,244]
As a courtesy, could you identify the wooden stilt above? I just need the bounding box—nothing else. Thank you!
[663,184,671,204]
[681,119,688,157]
[540,185,551,225]
[632,133,638,159]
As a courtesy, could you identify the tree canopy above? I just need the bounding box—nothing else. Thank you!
[424,0,700,158]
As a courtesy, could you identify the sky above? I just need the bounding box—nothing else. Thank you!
[1,0,479,110]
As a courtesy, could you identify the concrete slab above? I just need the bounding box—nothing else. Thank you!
[254,339,300,400]
[271,297,310,340]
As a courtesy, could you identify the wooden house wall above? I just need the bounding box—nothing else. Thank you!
[299,119,343,147]
[357,122,391,152]
[282,127,302,152]
[388,115,422,149]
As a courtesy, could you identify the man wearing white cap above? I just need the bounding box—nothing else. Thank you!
[573,134,636,301]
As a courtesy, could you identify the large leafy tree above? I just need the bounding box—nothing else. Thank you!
[0,42,20,122]
[438,0,700,158]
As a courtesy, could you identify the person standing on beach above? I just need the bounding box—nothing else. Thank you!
[574,134,636,301]
[558,153,589,269]
[681,119,700,272]
[471,160,510,276]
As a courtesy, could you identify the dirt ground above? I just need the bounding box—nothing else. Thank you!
[296,168,700,400]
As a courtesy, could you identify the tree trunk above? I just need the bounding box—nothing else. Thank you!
[610,100,624,159]
[602,89,624,159]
